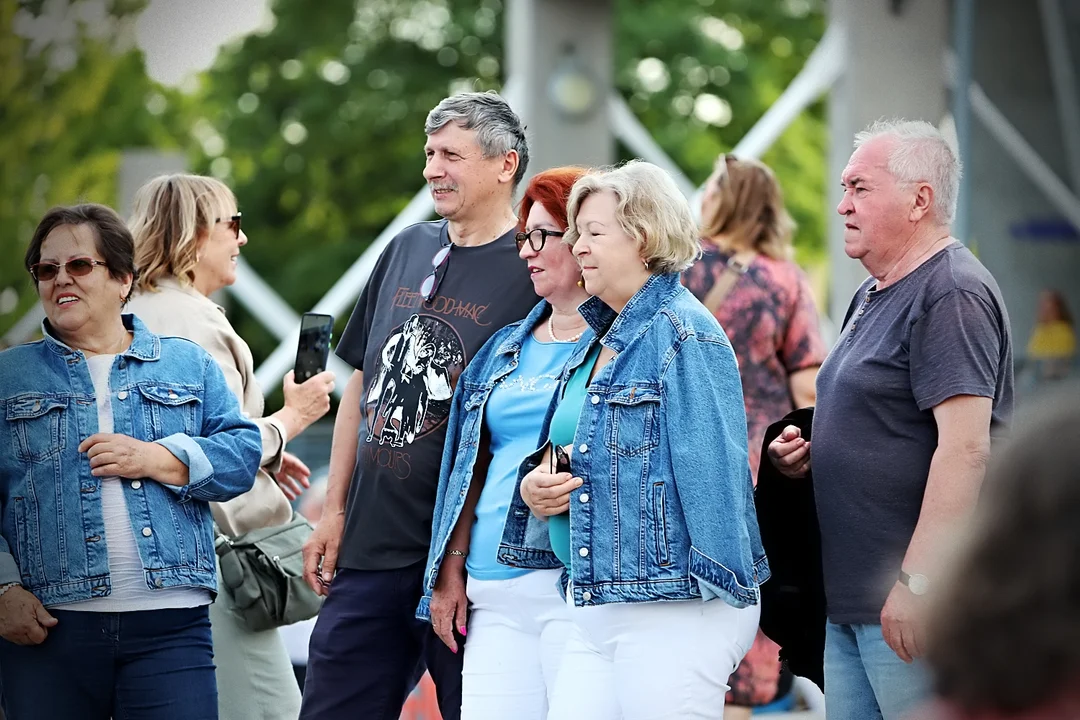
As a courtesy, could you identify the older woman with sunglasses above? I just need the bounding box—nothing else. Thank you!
[418,167,591,719]
[0,203,260,719]
[125,174,335,720]
[507,161,767,720]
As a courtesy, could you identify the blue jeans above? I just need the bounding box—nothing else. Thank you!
[824,622,931,720]
[0,606,216,720]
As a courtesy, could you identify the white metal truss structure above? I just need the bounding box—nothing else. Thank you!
[6,11,1079,400]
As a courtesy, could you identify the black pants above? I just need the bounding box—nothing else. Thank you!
[299,562,463,720]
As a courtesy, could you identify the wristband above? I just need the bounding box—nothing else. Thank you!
[445,549,467,559]
[0,582,20,599]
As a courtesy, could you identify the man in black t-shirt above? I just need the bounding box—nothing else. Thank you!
[299,92,539,720]
[768,120,1013,720]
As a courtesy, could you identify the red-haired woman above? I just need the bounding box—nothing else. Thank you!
[418,167,591,719]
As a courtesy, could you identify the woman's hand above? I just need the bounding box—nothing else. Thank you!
[521,465,582,517]
[0,586,58,645]
[275,370,335,439]
[430,554,468,653]
[274,451,311,501]
[79,433,188,485]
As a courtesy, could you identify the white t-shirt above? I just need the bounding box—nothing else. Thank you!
[50,354,209,611]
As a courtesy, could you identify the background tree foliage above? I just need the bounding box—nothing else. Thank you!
[0,0,191,340]
[1,0,827,386]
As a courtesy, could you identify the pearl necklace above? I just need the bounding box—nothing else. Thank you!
[548,315,584,343]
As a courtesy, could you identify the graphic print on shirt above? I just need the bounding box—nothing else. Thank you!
[364,313,465,449]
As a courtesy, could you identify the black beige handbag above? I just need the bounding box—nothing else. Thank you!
[215,511,324,632]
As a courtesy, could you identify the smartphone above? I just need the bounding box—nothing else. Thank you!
[294,313,334,382]
[553,444,571,474]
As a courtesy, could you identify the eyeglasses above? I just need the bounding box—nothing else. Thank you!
[515,228,565,253]
[29,257,109,282]
[420,243,452,301]
[216,213,242,239]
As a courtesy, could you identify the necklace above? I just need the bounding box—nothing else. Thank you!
[548,315,584,343]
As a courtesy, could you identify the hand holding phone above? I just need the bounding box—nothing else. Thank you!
[295,313,334,382]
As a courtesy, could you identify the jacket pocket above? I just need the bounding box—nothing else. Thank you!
[6,394,66,463]
[138,383,201,441]
[652,482,671,567]
[606,386,661,457]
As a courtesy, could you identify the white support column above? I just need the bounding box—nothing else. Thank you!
[505,0,615,177]
[1039,0,1080,190]
[826,0,949,324]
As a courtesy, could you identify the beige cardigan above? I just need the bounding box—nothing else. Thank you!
[127,277,292,536]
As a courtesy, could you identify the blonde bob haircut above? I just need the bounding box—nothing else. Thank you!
[564,160,701,274]
[129,174,237,293]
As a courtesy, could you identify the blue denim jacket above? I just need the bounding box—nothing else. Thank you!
[416,300,589,621]
[499,273,770,608]
[0,314,261,605]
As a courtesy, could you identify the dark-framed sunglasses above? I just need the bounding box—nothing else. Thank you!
[216,212,242,239]
[515,228,565,253]
[29,257,109,282]
[420,242,452,301]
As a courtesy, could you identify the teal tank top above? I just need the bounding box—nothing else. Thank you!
[546,343,602,567]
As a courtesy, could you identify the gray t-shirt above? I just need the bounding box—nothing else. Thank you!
[335,220,539,571]
[812,242,1013,624]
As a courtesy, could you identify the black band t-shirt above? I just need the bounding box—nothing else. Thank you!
[335,219,539,571]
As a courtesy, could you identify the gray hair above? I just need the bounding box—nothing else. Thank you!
[854,118,962,225]
[425,91,530,189]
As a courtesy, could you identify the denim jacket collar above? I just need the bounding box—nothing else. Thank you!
[493,299,553,359]
[579,272,682,353]
[41,313,161,362]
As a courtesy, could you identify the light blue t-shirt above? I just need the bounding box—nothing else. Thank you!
[466,333,576,580]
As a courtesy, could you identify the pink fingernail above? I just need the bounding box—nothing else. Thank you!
[459,625,467,636]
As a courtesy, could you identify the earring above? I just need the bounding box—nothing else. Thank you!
[641,258,649,269]
[577,278,585,288]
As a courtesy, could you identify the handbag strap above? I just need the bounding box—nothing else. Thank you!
[701,249,756,316]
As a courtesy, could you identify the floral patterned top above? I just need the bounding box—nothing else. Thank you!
[682,245,827,484]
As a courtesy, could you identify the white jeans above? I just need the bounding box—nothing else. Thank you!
[548,590,760,720]
[462,569,572,720]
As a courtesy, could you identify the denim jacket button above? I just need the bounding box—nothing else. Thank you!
[578,443,588,454]
[117,391,129,400]
[578,547,589,557]
[141,527,152,537]
[154,578,164,588]
[590,395,599,405]
[581,591,592,602]
[131,480,142,490]
[579,493,589,503]
[32,400,41,412]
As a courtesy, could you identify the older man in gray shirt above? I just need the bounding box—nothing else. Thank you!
[768,119,1013,720]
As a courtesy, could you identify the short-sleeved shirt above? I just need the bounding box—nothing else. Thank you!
[467,334,576,580]
[335,220,539,571]
[812,242,1014,623]
[682,248,827,481]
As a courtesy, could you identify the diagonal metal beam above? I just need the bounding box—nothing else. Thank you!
[945,52,1080,232]
[691,23,845,218]
[1039,0,1080,190]
[608,93,697,198]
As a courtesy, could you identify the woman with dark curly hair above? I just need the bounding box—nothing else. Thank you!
[922,389,1080,719]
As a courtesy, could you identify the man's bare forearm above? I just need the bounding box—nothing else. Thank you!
[324,370,365,515]
[902,438,990,578]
